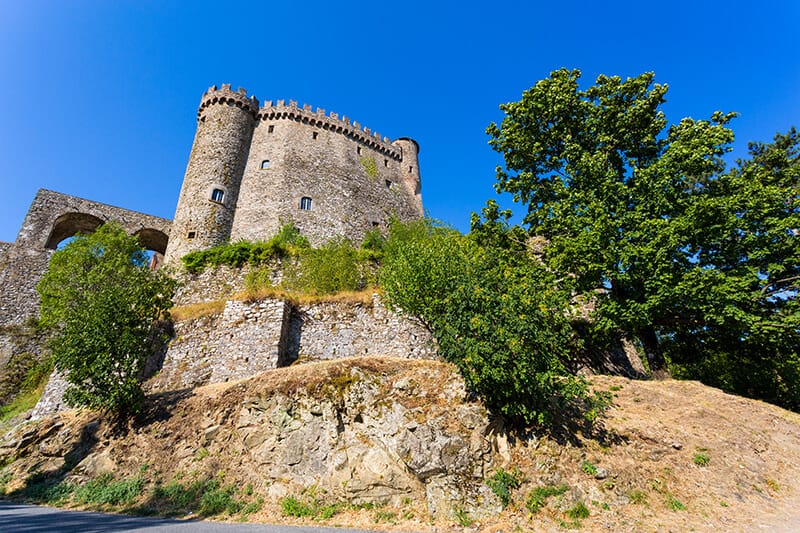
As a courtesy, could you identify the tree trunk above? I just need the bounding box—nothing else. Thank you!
[638,325,669,379]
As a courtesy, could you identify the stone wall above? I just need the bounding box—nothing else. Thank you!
[148,299,291,392]
[152,295,434,393]
[33,293,436,416]
[289,294,435,362]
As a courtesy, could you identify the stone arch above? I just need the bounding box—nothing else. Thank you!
[44,212,105,249]
[134,228,169,255]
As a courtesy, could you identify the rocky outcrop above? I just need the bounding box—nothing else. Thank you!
[2,358,502,520]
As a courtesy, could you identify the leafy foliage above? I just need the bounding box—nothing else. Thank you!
[485,468,522,508]
[181,221,309,273]
[381,213,598,426]
[526,484,568,513]
[37,223,175,416]
[487,68,799,409]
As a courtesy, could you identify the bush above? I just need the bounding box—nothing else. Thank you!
[36,223,175,416]
[380,215,598,427]
[485,468,522,508]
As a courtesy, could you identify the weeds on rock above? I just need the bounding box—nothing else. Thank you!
[486,467,523,508]
[526,484,568,513]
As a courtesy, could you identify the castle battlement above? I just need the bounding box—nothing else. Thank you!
[258,99,402,160]
[198,84,260,119]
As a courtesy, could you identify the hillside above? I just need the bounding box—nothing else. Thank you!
[1,357,800,532]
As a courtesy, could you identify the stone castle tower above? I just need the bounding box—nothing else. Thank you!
[164,85,423,263]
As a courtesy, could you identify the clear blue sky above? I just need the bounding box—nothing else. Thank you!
[1,0,798,243]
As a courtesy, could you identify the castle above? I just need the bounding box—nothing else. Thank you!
[0,84,424,327]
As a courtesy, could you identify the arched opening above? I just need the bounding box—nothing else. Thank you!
[44,212,105,250]
[134,228,169,270]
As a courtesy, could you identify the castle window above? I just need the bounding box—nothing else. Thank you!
[357,146,362,155]
[187,231,196,239]
[261,160,270,169]
[268,125,274,133]
[409,166,413,173]
[372,221,380,227]
[384,158,388,167]
[211,188,225,203]
[385,180,392,189]
[312,131,318,140]
[300,197,313,210]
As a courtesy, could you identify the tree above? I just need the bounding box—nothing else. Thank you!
[380,215,600,426]
[37,223,175,416]
[487,69,799,405]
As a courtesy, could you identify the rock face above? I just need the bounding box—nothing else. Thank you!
[2,358,502,520]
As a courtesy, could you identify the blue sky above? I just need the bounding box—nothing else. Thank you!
[1,0,798,243]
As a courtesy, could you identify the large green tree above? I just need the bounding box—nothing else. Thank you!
[487,69,799,404]
[37,223,175,416]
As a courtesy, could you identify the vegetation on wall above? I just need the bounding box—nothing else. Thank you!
[486,68,799,410]
[36,223,176,416]
[181,221,309,273]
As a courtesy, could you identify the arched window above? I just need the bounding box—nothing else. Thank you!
[211,188,225,203]
[261,159,270,169]
[300,197,312,210]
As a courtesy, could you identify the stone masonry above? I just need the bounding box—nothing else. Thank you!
[164,85,423,262]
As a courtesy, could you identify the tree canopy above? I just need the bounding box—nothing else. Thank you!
[37,223,175,415]
[487,68,799,408]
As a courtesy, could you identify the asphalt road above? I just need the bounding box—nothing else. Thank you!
[0,501,379,532]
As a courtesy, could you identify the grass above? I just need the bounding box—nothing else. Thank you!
[693,452,710,466]
[566,501,590,519]
[280,487,343,520]
[73,473,144,506]
[0,386,45,422]
[626,489,648,505]
[170,300,226,321]
[454,507,472,527]
[667,495,686,511]
[526,484,568,513]
[237,286,376,307]
[581,460,598,476]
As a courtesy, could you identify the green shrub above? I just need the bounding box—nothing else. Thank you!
[486,468,522,508]
[292,237,361,295]
[526,484,568,513]
[380,215,602,427]
[693,452,710,466]
[181,221,308,273]
[566,501,590,519]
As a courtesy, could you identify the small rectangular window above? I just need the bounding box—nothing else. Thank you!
[187,231,196,239]
[300,196,312,210]
[385,179,392,189]
[357,146,362,155]
[261,160,270,169]
[312,131,318,140]
[211,188,225,203]
[268,125,274,133]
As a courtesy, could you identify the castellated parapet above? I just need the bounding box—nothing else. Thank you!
[164,85,423,262]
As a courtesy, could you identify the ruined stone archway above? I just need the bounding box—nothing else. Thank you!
[134,228,169,255]
[44,212,106,249]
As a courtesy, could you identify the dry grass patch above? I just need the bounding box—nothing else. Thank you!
[169,301,226,322]
[236,288,377,307]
